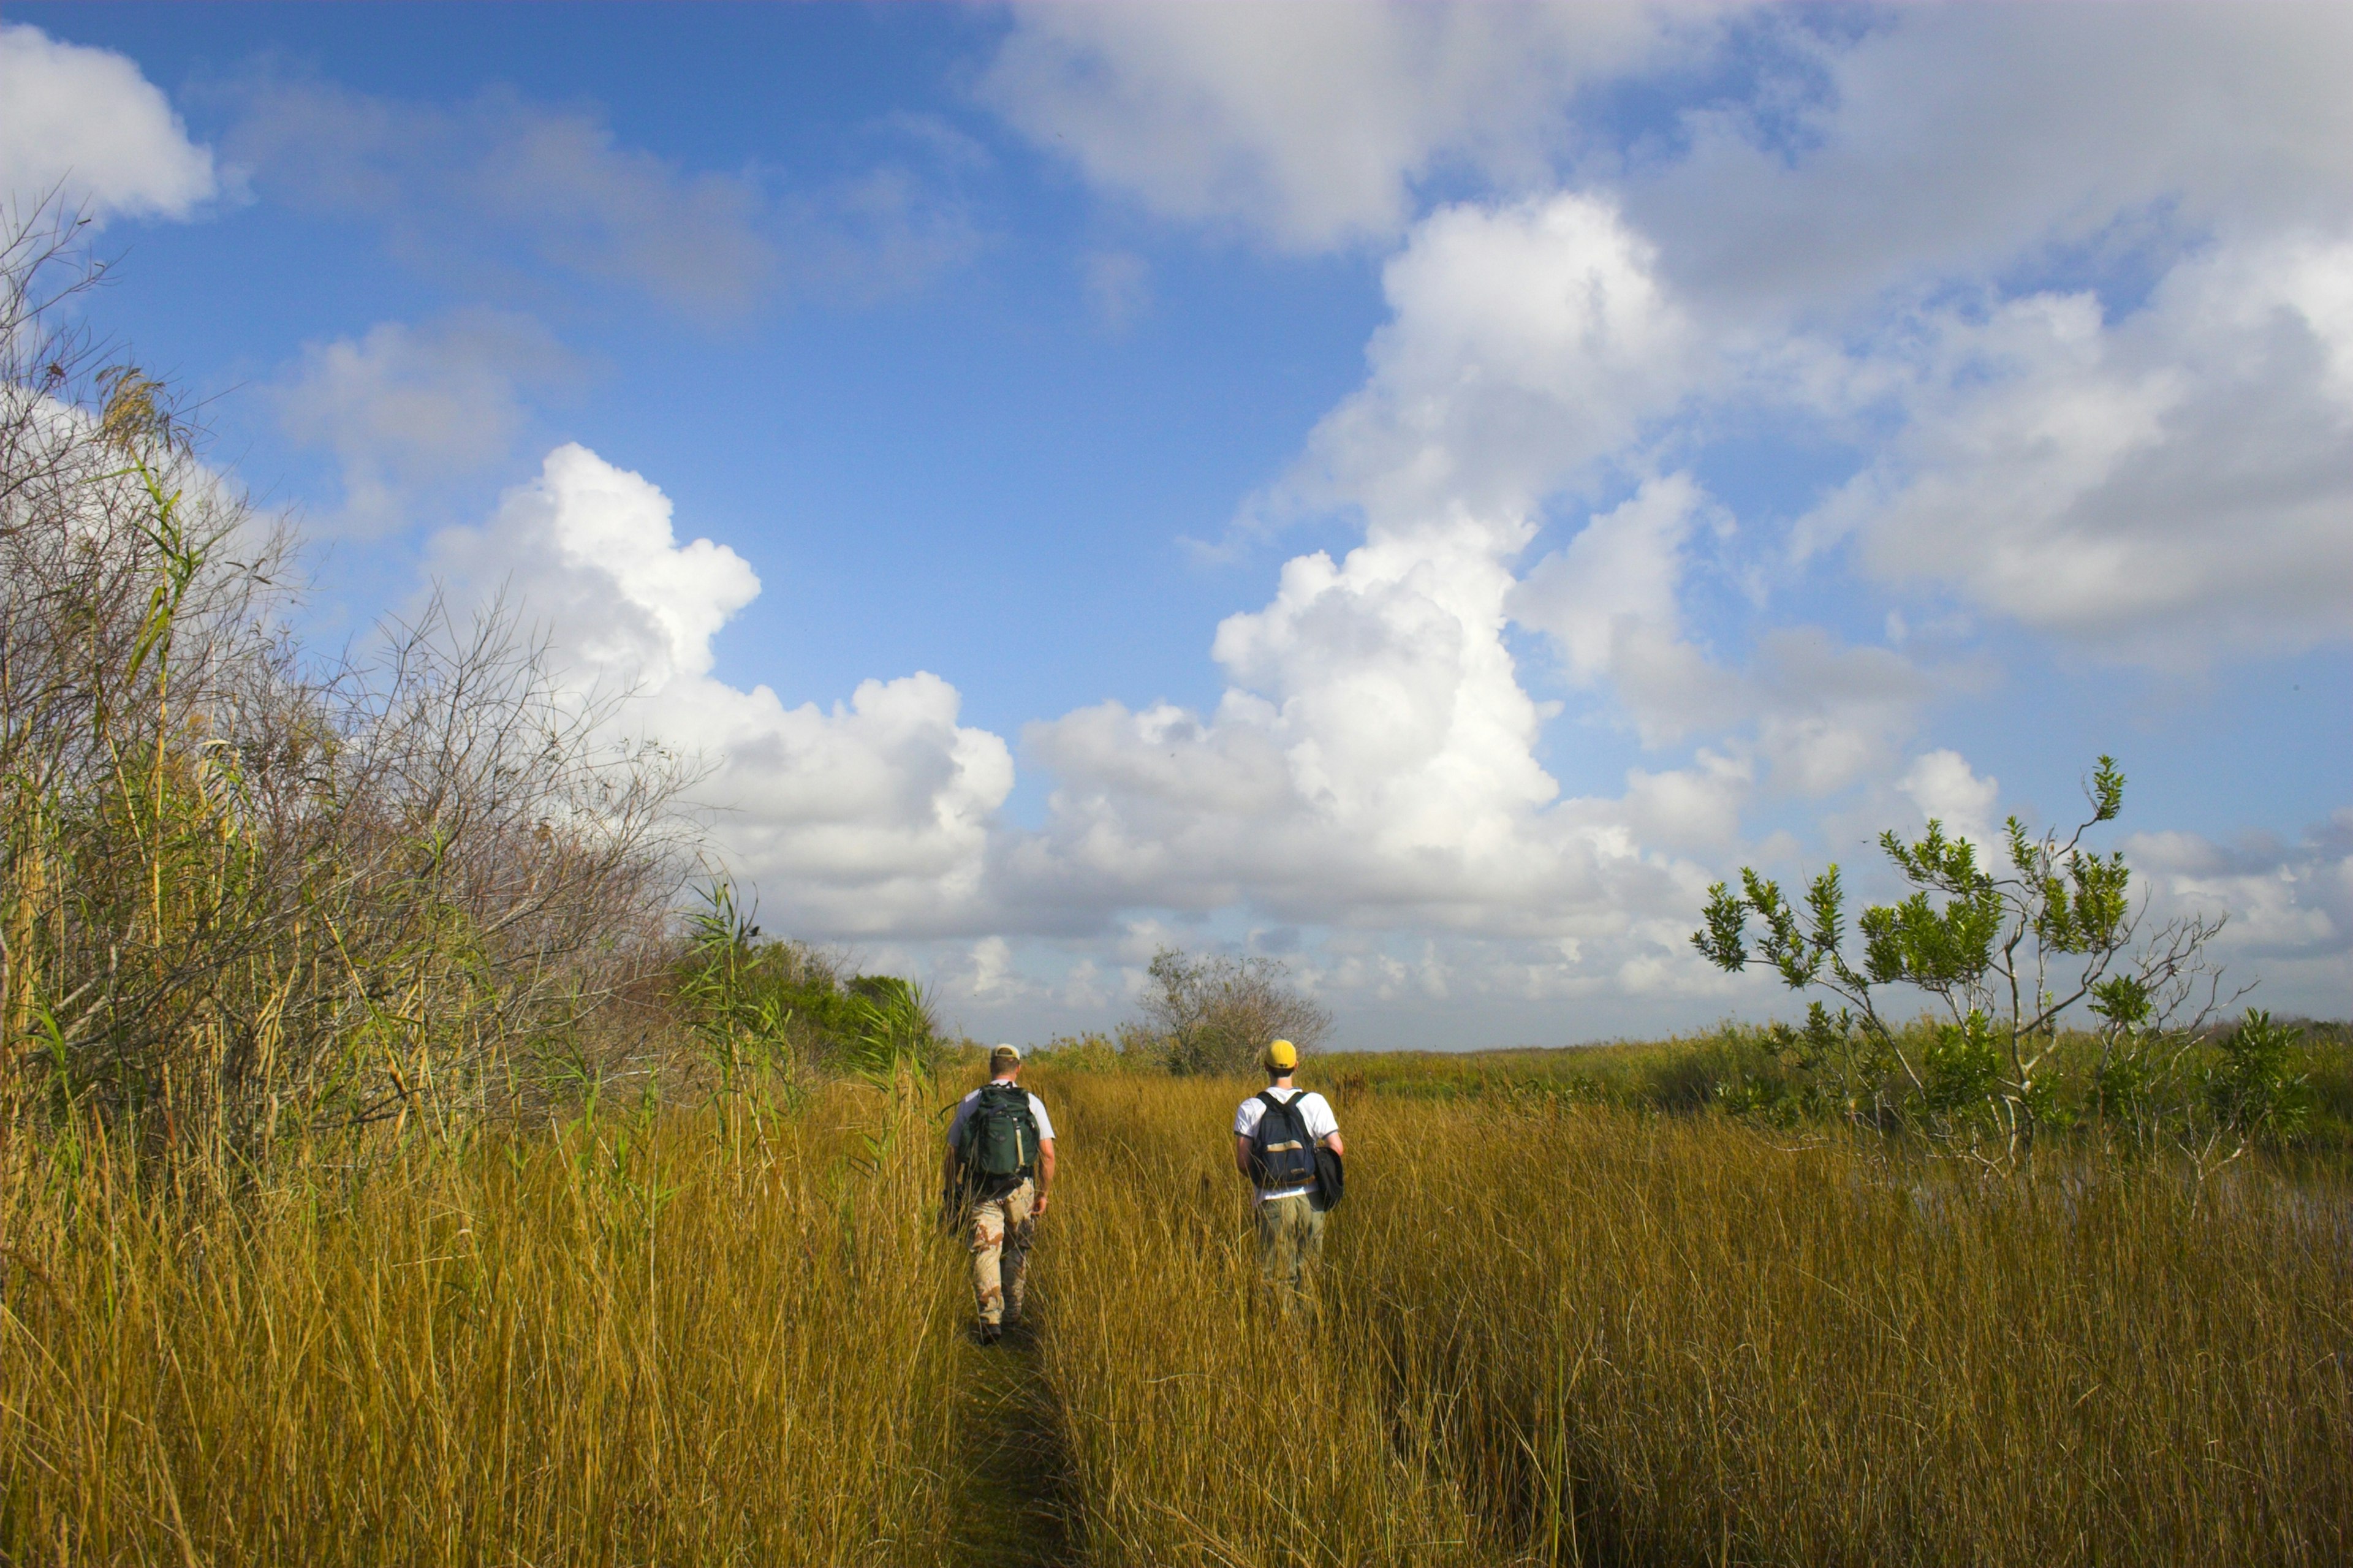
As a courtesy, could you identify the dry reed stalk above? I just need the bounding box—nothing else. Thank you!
[0,1084,969,1566]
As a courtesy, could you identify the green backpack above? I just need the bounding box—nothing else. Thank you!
[958,1083,1040,1184]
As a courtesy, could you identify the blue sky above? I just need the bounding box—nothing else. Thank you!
[6,2,2348,1046]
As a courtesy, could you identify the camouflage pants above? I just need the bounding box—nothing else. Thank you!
[968,1178,1035,1327]
[1254,1192,1326,1309]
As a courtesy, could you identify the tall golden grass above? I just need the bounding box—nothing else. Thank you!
[1034,1069,2352,1567]
[1040,1074,1482,1567]
[0,1085,969,1566]
[4,1062,2346,1565]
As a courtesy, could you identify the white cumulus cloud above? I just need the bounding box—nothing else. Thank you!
[1288,192,1696,528]
[0,23,218,222]
[1899,749,1999,854]
[429,444,1014,936]
[1007,196,1751,960]
[2125,814,2353,1015]
[1805,237,2353,663]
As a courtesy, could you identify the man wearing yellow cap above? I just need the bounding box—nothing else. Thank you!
[1232,1038,1343,1309]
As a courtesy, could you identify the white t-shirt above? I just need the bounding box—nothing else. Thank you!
[1233,1087,1338,1204]
[947,1085,1056,1149]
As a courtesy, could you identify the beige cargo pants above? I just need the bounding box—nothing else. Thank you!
[968,1177,1036,1327]
[1254,1192,1326,1311]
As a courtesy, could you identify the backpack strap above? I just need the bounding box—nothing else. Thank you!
[1259,1089,1306,1128]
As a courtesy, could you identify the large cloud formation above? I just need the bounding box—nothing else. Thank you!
[404,6,2352,1032]
[988,5,2347,1023]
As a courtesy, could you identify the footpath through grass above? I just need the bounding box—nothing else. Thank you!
[944,1323,1080,1568]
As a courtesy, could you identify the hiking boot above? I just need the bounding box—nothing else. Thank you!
[976,1322,1002,1346]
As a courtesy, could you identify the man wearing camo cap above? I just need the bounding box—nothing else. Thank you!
[943,1043,1056,1344]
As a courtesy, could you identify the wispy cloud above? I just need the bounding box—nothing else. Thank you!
[981,2,1678,252]
[220,74,984,319]
[1080,249,1151,333]
[274,311,586,538]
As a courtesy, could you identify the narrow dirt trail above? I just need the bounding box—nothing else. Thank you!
[942,1324,1080,1567]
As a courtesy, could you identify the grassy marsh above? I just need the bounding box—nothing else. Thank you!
[2,1056,2347,1566]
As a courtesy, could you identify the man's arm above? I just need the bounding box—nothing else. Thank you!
[941,1132,966,1223]
[1034,1138,1055,1216]
[1317,1092,1355,1153]
[941,1096,973,1216]
[1234,1132,1255,1180]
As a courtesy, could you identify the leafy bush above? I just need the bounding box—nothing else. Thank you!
[675,882,941,1087]
[2204,1009,2311,1148]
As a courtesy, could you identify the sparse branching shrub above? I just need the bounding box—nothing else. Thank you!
[1139,945,1332,1075]
[1693,756,2238,1159]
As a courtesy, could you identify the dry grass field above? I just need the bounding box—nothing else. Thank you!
[1039,1070,2352,1566]
[0,1088,970,1566]
[6,1059,2347,1566]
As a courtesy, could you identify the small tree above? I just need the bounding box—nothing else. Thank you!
[1691,756,2233,1157]
[1140,947,1332,1076]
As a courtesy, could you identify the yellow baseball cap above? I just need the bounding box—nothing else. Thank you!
[1263,1039,1298,1071]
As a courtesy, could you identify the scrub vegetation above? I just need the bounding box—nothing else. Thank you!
[3,205,2347,1565]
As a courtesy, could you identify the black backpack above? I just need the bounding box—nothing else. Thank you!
[1249,1090,1319,1190]
[957,1083,1040,1185]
